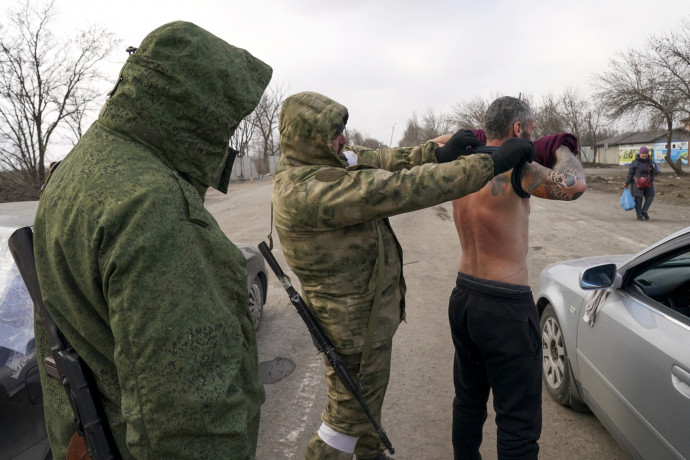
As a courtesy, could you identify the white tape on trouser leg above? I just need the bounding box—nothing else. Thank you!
[318,422,359,454]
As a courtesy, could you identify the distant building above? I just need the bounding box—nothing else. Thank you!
[595,129,690,167]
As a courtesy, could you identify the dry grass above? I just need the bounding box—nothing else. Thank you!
[584,164,690,207]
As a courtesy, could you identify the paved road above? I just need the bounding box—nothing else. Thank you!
[2,175,688,459]
[209,177,688,459]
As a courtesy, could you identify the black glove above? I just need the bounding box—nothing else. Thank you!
[434,129,484,163]
[491,138,536,176]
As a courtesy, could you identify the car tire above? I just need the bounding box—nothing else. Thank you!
[248,276,264,331]
[540,303,575,407]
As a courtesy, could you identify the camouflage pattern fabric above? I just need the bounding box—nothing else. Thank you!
[274,91,494,351]
[272,91,494,456]
[320,341,393,459]
[33,21,271,459]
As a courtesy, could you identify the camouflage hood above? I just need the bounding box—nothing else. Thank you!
[98,21,272,193]
[277,91,349,172]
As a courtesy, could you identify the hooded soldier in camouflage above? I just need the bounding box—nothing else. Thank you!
[273,91,536,460]
[33,21,272,459]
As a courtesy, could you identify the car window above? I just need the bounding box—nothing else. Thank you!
[630,246,690,319]
[0,227,37,378]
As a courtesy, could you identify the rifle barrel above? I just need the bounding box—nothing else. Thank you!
[258,242,395,454]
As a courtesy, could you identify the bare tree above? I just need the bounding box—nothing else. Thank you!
[249,82,287,175]
[451,92,567,140]
[398,109,452,147]
[448,95,490,130]
[595,48,685,174]
[362,137,386,149]
[0,0,119,193]
[582,100,610,163]
[558,88,587,153]
[532,93,565,139]
[649,18,690,102]
[419,109,452,141]
[346,128,385,149]
[229,116,257,179]
[398,112,424,147]
[346,128,365,147]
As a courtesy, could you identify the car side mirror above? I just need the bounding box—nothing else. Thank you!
[580,264,618,290]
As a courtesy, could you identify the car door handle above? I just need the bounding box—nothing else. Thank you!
[671,365,690,399]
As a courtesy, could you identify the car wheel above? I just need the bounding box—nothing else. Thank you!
[540,303,573,406]
[248,276,264,331]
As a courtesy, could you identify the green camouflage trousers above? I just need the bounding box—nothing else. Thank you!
[306,339,393,460]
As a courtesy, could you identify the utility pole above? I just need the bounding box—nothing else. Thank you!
[389,122,397,148]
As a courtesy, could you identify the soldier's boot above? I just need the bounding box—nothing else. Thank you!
[304,432,354,460]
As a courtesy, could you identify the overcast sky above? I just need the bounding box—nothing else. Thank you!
[42,0,690,146]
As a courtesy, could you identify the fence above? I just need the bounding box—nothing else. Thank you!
[230,155,279,181]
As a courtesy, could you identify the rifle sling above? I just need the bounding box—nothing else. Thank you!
[359,223,385,377]
[10,228,67,359]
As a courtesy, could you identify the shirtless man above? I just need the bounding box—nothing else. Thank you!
[448,96,586,459]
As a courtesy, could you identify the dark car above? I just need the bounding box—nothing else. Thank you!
[0,226,268,459]
[536,225,690,459]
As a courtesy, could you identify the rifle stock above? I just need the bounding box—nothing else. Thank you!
[257,242,394,454]
[8,227,119,460]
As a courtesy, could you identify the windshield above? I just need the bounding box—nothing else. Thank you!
[0,226,35,378]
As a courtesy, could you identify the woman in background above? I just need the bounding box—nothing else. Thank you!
[624,146,659,220]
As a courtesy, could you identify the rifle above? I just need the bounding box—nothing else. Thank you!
[257,242,395,455]
[8,227,119,460]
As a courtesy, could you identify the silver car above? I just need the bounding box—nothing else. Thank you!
[237,244,269,331]
[537,225,690,460]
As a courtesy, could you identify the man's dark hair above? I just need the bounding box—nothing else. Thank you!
[485,96,533,140]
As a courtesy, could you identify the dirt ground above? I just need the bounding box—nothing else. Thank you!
[583,163,690,207]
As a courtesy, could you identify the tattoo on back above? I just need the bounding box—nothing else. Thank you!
[490,174,510,197]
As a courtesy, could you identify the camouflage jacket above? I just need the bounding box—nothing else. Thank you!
[273,92,493,351]
[33,22,271,459]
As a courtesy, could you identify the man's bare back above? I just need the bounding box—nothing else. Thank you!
[453,146,586,286]
[453,171,531,285]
